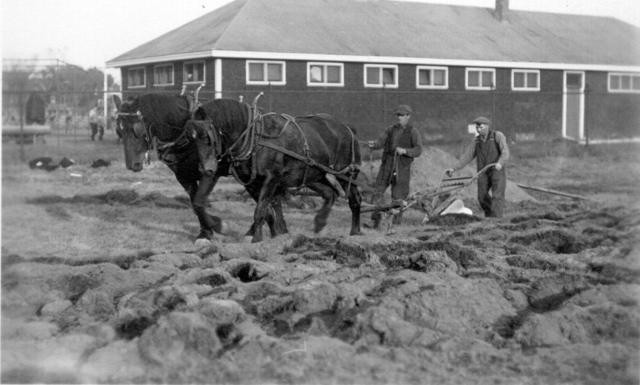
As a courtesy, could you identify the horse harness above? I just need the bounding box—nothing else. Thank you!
[210,104,371,193]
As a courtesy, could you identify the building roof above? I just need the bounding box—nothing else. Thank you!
[107,0,640,71]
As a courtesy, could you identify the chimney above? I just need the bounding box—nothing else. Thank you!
[494,0,509,22]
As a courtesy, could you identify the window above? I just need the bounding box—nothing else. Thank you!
[153,64,174,86]
[512,70,540,91]
[184,61,205,83]
[364,64,398,88]
[127,67,146,88]
[307,62,344,86]
[416,66,448,89]
[609,73,640,93]
[246,60,286,85]
[466,68,495,90]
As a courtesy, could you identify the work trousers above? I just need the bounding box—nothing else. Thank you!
[477,168,506,218]
[91,123,104,140]
[371,163,411,226]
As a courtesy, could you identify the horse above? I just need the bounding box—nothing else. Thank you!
[186,98,363,243]
[116,93,286,244]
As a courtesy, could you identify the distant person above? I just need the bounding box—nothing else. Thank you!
[445,117,510,218]
[65,109,72,134]
[367,105,423,228]
[89,103,104,141]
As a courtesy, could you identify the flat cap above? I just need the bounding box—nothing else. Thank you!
[473,117,491,124]
[394,105,412,115]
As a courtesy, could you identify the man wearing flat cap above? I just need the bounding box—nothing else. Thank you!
[446,116,510,218]
[367,104,423,228]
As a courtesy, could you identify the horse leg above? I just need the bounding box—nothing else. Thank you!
[340,177,363,236]
[245,184,286,238]
[251,177,281,243]
[178,174,227,241]
[272,186,288,235]
[307,180,337,234]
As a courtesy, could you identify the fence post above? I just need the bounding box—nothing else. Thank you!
[19,86,25,163]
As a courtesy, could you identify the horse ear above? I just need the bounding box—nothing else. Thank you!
[112,95,122,112]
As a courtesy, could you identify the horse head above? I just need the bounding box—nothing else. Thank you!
[186,108,221,176]
[189,99,252,177]
[118,96,150,172]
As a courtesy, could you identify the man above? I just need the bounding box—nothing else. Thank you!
[368,105,423,228]
[89,103,104,141]
[446,116,510,218]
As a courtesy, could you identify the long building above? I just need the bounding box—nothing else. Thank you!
[106,0,640,142]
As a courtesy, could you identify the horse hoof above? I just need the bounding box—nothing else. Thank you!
[195,238,212,249]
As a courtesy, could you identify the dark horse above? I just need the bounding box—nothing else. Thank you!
[116,93,285,244]
[187,98,363,243]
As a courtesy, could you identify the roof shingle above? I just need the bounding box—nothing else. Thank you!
[107,0,640,68]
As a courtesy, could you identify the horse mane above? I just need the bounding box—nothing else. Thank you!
[197,99,249,134]
[139,94,189,124]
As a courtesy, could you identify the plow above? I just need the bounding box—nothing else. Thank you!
[360,163,498,223]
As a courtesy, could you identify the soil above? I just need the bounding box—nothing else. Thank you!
[2,146,640,384]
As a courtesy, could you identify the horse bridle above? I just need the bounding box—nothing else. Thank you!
[118,110,153,164]
[118,109,192,165]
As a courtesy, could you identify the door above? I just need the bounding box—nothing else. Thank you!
[563,71,585,140]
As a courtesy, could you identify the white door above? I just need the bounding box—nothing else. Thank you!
[563,71,585,140]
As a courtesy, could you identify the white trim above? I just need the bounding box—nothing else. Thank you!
[307,62,344,87]
[215,59,222,99]
[153,63,175,87]
[579,137,640,145]
[466,68,495,91]
[127,66,146,89]
[107,50,640,73]
[416,66,448,89]
[107,51,212,68]
[511,69,540,91]
[364,64,398,88]
[183,60,206,84]
[562,71,585,140]
[608,72,640,93]
[246,60,286,85]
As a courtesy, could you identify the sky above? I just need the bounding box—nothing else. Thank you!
[2,0,640,82]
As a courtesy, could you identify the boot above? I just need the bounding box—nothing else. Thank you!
[392,211,403,225]
[369,212,382,229]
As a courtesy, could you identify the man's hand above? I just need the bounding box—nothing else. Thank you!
[494,163,502,171]
[396,147,407,155]
[445,168,455,177]
[368,141,375,148]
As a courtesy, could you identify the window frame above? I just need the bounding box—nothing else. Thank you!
[416,66,449,90]
[307,62,344,87]
[465,68,496,91]
[183,61,206,84]
[246,60,286,86]
[511,69,540,91]
[608,72,640,93]
[127,67,146,89]
[364,64,399,88]
[153,64,174,87]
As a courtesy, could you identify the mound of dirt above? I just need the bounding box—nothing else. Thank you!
[2,201,639,384]
[26,189,189,209]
